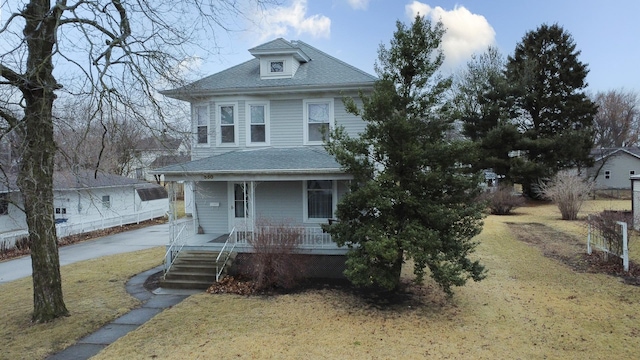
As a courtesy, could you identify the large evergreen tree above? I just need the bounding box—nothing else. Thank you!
[453,47,519,183]
[506,24,597,196]
[325,16,485,294]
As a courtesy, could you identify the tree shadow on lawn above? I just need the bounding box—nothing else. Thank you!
[507,222,640,286]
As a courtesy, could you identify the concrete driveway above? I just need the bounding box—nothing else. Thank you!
[0,222,169,284]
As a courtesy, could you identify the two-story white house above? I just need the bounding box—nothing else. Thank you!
[156,39,375,269]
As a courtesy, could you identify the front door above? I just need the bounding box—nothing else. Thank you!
[228,182,253,233]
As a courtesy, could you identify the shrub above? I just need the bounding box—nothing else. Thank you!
[536,171,594,220]
[480,185,525,215]
[243,220,307,290]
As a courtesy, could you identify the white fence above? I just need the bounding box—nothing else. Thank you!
[587,218,629,272]
[0,209,166,251]
[55,208,167,238]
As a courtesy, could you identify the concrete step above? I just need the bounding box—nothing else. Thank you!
[162,250,232,289]
[159,278,212,290]
[170,263,218,273]
[163,271,217,282]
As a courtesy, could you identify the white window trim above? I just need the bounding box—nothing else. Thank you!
[216,102,239,147]
[194,104,210,147]
[303,180,338,223]
[245,102,270,146]
[303,98,334,145]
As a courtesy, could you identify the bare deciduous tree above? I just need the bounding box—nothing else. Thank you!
[592,89,640,148]
[54,98,148,176]
[0,0,271,322]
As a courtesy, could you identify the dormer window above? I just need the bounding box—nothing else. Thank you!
[270,61,284,73]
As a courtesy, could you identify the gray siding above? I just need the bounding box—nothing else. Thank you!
[335,97,366,137]
[271,99,304,147]
[589,152,640,189]
[254,181,304,225]
[194,181,228,234]
[193,180,350,231]
[189,95,366,159]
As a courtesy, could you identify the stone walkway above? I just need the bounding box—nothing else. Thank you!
[47,266,200,360]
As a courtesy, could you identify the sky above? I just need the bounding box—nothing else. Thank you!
[193,0,640,94]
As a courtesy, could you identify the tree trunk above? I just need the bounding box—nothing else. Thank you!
[16,0,69,322]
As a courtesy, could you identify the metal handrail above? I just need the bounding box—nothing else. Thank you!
[163,222,188,276]
[216,227,237,282]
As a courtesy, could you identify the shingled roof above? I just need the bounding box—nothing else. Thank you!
[590,147,640,161]
[162,39,376,99]
[0,170,162,193]
[154,147,344,175]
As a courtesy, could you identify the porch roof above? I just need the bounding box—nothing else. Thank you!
[153,147,347,176]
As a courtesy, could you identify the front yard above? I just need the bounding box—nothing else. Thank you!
[1,199,638,359]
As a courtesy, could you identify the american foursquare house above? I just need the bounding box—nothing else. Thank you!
[155,39,376,284]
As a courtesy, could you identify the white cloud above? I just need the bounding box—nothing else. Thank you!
[251,0,331,42]
[347,0,370,10]
[405,2,496,71]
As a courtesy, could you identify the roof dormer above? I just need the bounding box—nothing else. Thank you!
[249,38,310,79]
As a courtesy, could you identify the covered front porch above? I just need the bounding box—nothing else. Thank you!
[167,217,345,254]
[156,147,354,277]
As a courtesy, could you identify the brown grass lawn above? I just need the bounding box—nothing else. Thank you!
[0,247,164,360]
[2,200,638,359]
[89,199,640,360]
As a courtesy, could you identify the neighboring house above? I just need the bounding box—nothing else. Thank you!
[0,170,168,249]
[130,135,189,182]
[586,147,640,190]
[155,38,376,263]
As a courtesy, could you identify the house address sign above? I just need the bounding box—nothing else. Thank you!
[203,174,215,180]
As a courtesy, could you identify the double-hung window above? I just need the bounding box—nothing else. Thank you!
[304,180,336,222]
[304,99,334,144]
[247,102,270,146]
[218,103,238,146]
[195,105,209,145]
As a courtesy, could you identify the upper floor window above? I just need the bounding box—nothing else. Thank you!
[247,103,270,146]
[605,170,611,180]
[217,103,238,146]
[304,99,334,145]
[195,105,209,145]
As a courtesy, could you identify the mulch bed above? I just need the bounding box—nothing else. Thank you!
[507,222,640,286]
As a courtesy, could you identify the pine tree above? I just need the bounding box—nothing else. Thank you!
[506,24,597,196]
[453,47,519,183]
[325,16,486,294]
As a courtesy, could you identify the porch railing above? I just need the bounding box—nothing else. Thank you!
[236,226,334,248]
[216,228,237,282]
[164,220,192,275]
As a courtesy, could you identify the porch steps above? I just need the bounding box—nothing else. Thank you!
[161,250,234,290]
